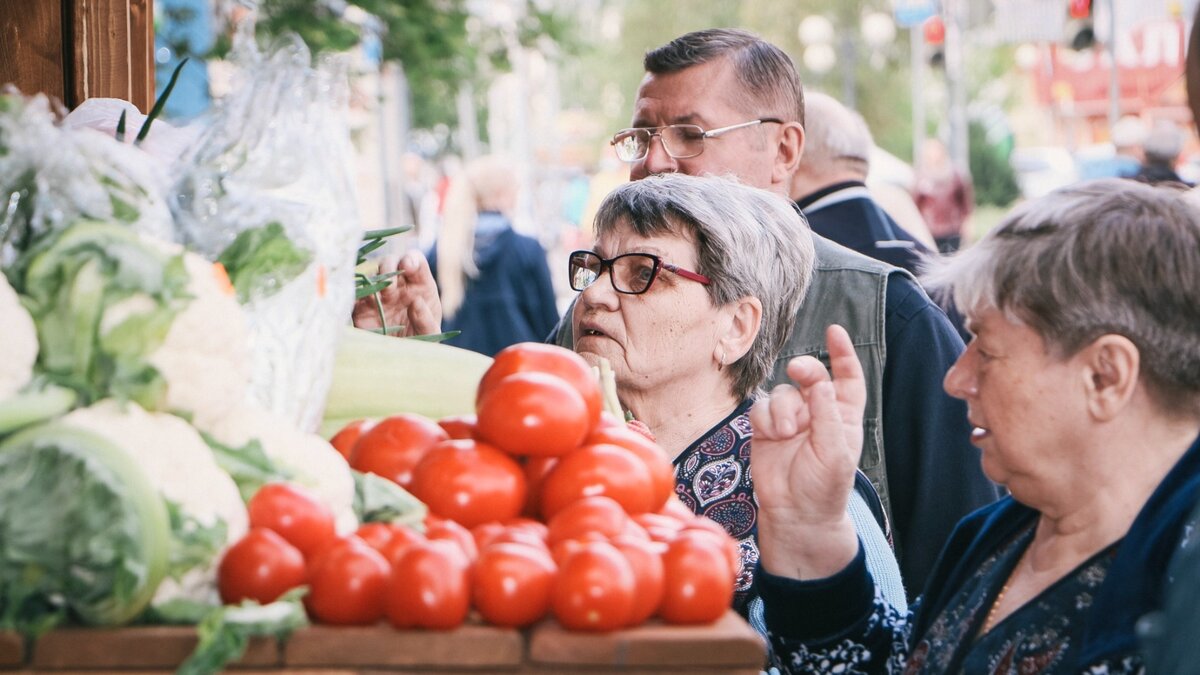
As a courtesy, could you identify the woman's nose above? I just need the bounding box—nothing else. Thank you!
[943,350,977,400]
[578,273,620,309]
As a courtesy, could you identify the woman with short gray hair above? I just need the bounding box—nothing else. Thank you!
[750,178,1200,673]
[568,172,906,622]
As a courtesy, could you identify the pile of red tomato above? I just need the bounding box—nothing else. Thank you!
[218,343,739,632]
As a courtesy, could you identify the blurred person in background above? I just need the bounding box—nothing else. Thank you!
[1135,120,1189,186]
[751,178,1200,674]
[866,144,938,250]
[1111,115,1147,179]
[915,138,974,253]
[428,154,559,356]
[791,91,932,275]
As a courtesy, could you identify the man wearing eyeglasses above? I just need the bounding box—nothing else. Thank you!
[555,28,1000,600]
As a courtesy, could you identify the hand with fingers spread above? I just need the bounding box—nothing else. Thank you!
[352,250,443,337]
[750,324,865,581]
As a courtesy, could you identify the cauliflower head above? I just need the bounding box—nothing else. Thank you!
[149,249,253,431]
[0,274,37,400]
[61,400,248,606]
[208,404,357,534]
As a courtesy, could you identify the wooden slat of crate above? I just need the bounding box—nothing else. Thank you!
[31,626,278,669]
[0,631,22,668]
[527,611,765,670]
[283,623,523,669]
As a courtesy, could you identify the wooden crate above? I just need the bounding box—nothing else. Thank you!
[0,611,766,674]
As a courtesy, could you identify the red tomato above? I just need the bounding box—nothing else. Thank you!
[658,532,734,625]
[611,535,666,626]
[546,495,629,547]
[522,456,558,518]
[472,542,557,627]
[585,426,675,513]
[625,419,656,442]
[247,483,337,558]
[477,373,591,457]
[471,521,508,552]
[633,512,686,544]
[437,414,477,440]
[504,517,549,540]
[329,419,375,461]
[539,443,655,518]
[350,413,448,488]
[552,540,636,631]
[659,496,698,522]
[620,518,651,541]
[488,526,552,553]
[425,517,479,562]
[477,342,603,430]
[218,527,307,605]
[379,524,427,566]
[409,439,527,529]
[305,536,390,625]
[682,518,742,577]
[386,540,471,629]
[354,522,395,553]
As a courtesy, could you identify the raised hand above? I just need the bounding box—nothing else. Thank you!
[352,250,443,337]
[749,324,865,580]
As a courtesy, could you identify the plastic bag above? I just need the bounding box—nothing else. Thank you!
[0,92,176,268]
[170,32,362,433]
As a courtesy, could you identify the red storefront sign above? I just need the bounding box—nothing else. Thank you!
[1032,18,1186,107]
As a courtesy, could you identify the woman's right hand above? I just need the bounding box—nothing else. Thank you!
[749,324,863,581]
[352,250,442,337]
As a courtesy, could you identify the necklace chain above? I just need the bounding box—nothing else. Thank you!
[981,578,1011,634]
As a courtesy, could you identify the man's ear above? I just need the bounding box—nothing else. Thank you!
[1081,334,1140,421]
[772,122,805,188]
[718,296,764,365]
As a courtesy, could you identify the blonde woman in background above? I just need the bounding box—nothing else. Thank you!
[427,155,559,356]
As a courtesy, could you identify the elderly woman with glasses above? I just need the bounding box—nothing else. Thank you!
[567,172,907,626]
[750,178,1200,674]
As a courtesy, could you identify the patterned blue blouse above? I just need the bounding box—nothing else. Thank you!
[672,400,760,614]
[671,399,907,621]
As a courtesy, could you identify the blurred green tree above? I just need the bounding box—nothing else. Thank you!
[203,0,576,134]
[968,120,1020,207]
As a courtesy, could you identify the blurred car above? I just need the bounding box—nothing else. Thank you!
[1010,146,1079,199]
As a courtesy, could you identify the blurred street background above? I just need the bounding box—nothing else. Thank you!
[152,0,1197,306]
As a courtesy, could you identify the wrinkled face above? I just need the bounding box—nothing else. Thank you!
[628,59,778,190]
[571,220,723,396]
[943,308,1087,498]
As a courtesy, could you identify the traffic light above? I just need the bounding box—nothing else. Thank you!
[924,16,945,68]
[1066,0,1095,50]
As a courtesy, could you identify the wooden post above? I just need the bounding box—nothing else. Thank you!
[0,0,154,112]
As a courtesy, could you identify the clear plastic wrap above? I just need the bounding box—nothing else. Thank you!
[0,93,177,268]
[170,33,362,433]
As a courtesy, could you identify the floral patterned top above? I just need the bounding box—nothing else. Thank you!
[672,399,759,614]
[758,518,1144,675]
[907,522,1120,674]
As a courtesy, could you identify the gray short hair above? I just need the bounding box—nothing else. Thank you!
[644,29,805,126]
[593,173,815,400]
[922,179,1200,417]
[799,92,873,175]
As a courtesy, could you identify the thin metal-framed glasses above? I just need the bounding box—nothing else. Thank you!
[568,250,711,295]
[610,118,784,162]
